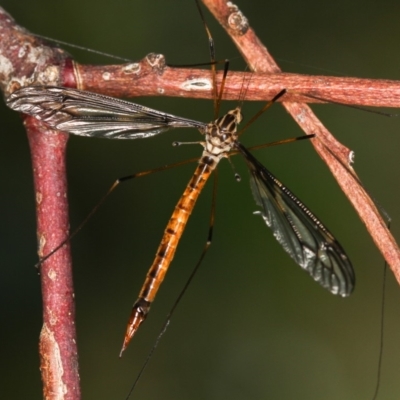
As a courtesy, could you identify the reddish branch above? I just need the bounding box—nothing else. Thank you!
[2,7,400,106]
[74,61,400,106]
[1,1,400,399]
[0,7,79,400]
[202,0,400,282]
[26,118,79,400]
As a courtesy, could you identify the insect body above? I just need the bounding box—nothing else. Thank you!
[7,85,355,354]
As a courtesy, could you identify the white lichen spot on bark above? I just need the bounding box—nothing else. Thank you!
[38,65,60,85]
[123,63,140,74]
[38,234,46,258]
[226,2,249,35]
[48,268,57,281]
[39,324,67,398]
[180,78,212,92]
[102,72,111,80]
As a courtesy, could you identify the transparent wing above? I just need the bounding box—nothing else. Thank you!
[237,143,355,297]
[6,86,207,139]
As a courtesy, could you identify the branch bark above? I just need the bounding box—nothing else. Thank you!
[0,7,79,400]
[202,0,400,284]
[26,117,79,400]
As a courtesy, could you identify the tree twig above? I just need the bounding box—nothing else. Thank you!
[201,0,400,283]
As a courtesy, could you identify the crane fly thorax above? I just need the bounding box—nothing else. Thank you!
[204,107,242,157]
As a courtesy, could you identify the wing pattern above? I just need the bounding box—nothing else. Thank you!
[7,85,355,296]
[237,143,355,297]
[6,86,206,139]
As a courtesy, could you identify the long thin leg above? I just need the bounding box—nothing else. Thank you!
[194,0,231,119]
[35,157,199,268]
[194,0,218,116]
[238,89,287,136]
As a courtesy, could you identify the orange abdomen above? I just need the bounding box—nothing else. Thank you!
[120,156,216,355]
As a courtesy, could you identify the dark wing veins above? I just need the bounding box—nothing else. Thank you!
[7,86,206,139]
[236,142,355,297]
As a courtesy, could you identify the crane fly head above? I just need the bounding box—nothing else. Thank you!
[203,107,243,157]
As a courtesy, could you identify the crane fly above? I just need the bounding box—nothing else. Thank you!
[6,84,355,355]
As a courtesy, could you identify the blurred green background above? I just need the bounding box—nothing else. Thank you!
[1,0,400,399]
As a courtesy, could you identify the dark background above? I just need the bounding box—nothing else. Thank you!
[1,0,400,399]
